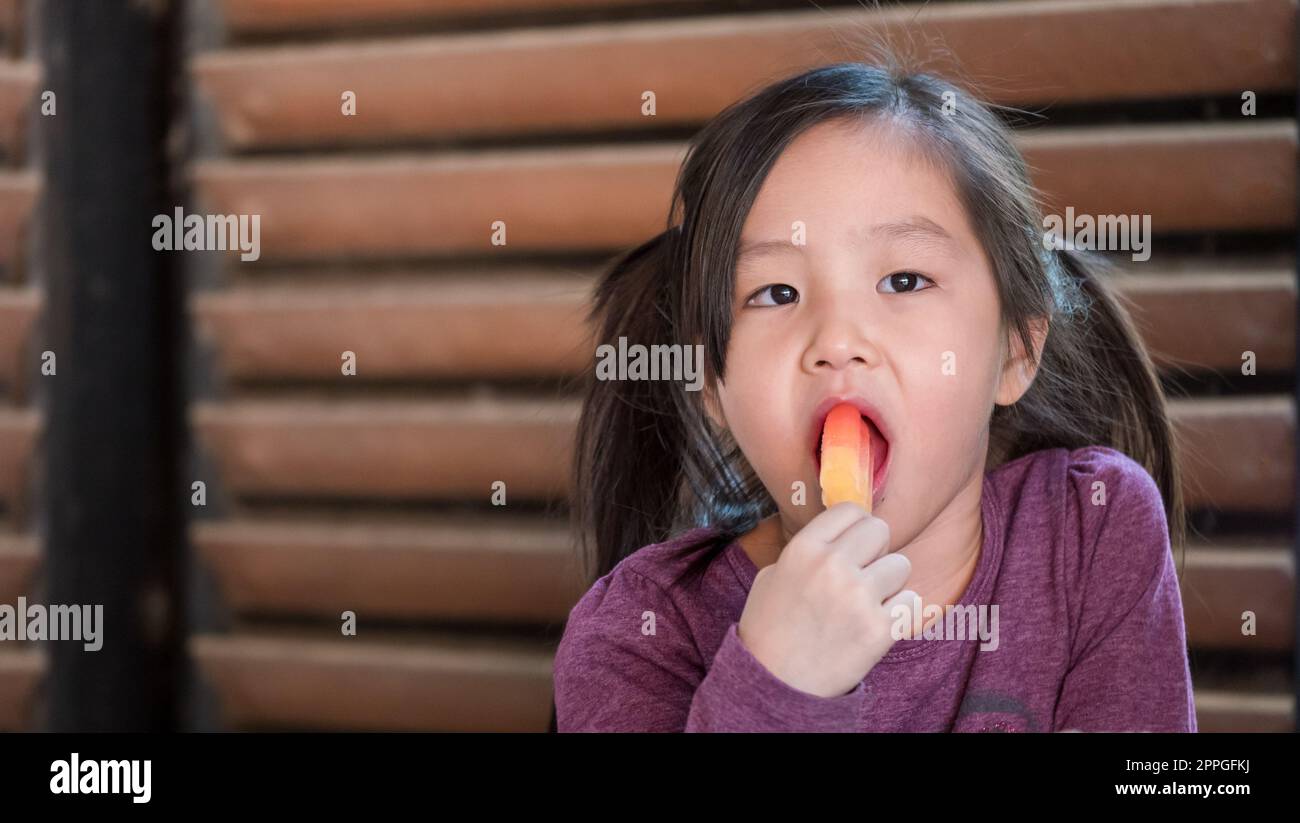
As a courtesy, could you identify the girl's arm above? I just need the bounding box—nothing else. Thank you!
[553,564,866,732]
[1053,447,1198,732]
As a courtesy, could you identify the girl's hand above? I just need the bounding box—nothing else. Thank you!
[736,502,915,698]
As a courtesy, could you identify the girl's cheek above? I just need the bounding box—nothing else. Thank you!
[899,357,981,457]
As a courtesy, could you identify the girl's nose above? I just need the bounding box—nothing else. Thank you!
[801,314,882,373]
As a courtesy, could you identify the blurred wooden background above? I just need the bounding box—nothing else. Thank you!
[0,0,41,733]
[0,0,1296,732]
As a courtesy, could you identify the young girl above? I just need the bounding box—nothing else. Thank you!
[552,57,1197,732]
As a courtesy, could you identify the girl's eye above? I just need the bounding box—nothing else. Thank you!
[745,283,799,307]
[878,271,935,294]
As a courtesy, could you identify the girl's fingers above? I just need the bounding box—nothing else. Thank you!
[883,588,920,613]
[798,500,871,546]
[828,513,891,569]
[882,589,922,639]
[862,552,912,601]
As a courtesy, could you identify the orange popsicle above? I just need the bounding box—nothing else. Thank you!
[818,402,873,513]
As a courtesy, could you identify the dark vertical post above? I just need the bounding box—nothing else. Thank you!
[1293,18,1300,735]
[39,0,185,730]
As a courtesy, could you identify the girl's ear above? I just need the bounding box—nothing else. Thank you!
[995,316,1050,406]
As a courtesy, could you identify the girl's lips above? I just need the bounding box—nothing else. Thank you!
[810,396,892,506]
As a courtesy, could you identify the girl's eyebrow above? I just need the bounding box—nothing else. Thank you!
[736,215,961,262]
[869,215,959,250]
[735,237,802,262]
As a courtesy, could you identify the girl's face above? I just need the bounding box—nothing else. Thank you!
[711,118,1040,550]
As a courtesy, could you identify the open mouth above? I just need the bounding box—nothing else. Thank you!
[811,400,892,504]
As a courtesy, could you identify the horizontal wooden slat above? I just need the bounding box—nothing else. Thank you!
[0,407,37,509]
[1170,395,1294,512]
[0,649,43,731]
[192,632,554,730]
[194,143,683,260]
[0,287,38,387]
[197,0,1296,149]
[192,121,1296,262]
[1120,269,1295,372]
[194,517,584,622]
[0,532,38,605]
[0,61,38,156]
[1028,122,1296,232]
[1182,546,1293,651]
[193,274,593,380]
[193,398,577,500]
[1193,690,1294,733]
[196,396,1290,512]
[0,171,38,264]
[220,0,688,33]
[191,264,1293,381]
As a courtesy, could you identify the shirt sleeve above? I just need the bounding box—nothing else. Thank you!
[1053,447,1198,732]
[553,563,867,732]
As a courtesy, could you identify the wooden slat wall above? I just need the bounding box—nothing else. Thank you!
[193,266,1293,381]
[0,1,43,732]
[189,0,1297,732]
[218,0,699,36]
[196,0,1295,146]
[190,124,1296,260]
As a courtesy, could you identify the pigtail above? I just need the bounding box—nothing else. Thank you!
[991,246,1186,563]
[571,224,764,587]
[572,227,690,584]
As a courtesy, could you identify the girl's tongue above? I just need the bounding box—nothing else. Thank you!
[863,416,888,483]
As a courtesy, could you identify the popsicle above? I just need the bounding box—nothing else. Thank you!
[818,402,873,513]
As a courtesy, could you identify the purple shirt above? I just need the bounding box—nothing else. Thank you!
[553,446,1197,732]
